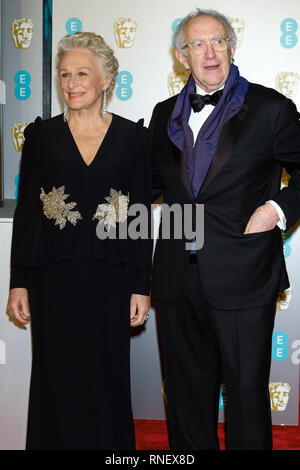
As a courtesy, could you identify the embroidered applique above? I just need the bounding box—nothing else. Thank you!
[93,188,129,231]
[40,186,82,230]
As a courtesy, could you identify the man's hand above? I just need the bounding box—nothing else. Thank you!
[7,288,31,324]
[130,294,150,327]
[244,203,280,234]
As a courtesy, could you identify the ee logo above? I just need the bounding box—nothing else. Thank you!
[219,387,225,410]
[280,18,298,49]
[14,70,31,100]
[65,17,82,35]
[272,331,289,361]
[171,18,183,46]
[14,174,20,200]
[283,230,292,258]
[116,71,133,101]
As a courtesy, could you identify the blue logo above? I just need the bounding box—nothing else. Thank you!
[171,18,183,46]
[272,331,289,361]
[65,18,82,35]
[280,18,298,48]
[219,388,224,409]
[14,70,31,100]
[282,230,292,258]
[116,71,133,101]
[219,384,226,409]
[14,174,20,200]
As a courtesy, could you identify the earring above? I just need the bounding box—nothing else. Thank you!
[101,89,107,121]
[63,102,69,122]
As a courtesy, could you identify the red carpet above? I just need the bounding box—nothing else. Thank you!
[135,377,300,450]
[134,420,300,450]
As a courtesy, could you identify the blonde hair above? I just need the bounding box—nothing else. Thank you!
[56,32,119,96]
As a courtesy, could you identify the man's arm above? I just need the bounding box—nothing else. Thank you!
[244,203,280,234]
[245,97,300,233]
[270,97,300,229]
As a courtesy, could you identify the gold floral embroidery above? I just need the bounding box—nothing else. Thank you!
[40,186,82,230]
[93,188,129,231]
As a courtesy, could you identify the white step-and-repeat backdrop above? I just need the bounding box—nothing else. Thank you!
[1,0,300,450]
[50,0,300,425]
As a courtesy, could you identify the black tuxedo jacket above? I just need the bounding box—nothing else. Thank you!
[150,83,300,309]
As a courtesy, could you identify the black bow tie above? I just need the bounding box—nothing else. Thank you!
[190,90,223,112]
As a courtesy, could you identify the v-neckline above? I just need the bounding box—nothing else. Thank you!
[65,113,114,168]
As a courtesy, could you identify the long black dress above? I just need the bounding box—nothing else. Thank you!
[10,114,152,450]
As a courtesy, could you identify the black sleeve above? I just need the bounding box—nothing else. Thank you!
[149,103,165,203]
[10,117,42,289]
[129,119,153,296]
[272,98,300,229]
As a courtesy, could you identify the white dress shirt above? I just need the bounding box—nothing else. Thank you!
[188,85,286,230]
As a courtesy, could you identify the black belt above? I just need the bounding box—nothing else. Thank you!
[189,254,198,264]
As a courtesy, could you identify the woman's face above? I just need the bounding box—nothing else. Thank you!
[59,47,109,113]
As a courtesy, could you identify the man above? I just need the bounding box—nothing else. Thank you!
[150,9,300,450]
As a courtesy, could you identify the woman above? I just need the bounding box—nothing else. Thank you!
[7,32,152,450]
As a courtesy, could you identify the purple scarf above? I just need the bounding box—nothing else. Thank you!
[168,64,248,195]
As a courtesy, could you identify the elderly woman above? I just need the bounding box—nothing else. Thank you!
[7,32,152,450]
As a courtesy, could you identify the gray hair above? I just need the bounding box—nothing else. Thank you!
[56,32,119,96]
[173,9,236,54]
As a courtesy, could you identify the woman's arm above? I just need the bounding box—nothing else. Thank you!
[7,118,42,322]
[9,117,42,289]
[129,120,152,326]
[7,288,31,324]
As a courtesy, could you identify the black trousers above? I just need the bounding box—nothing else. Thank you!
[157,263,276,450]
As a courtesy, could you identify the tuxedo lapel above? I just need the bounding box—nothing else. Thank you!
[162,85,252,200]
[197,103,249,196]
[172,103,250,200]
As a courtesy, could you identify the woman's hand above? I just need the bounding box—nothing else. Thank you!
[130,294,150,327]
[7,288,31,324]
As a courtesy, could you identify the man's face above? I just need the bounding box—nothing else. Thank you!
[176,16,235,93]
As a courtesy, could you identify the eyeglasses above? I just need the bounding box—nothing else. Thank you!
[182,36,230,55]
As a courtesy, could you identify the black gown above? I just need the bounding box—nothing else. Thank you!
[10,114,152,450]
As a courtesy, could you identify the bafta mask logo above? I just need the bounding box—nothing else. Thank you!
[269,382,291,411]
[277,287,293,310]
[281,168,290,189]
[11,122,28,152]
[114,18,137,48]
[168,70,190,96]
[161,379,167,404]
[229,18,245,47]
[11,18,34,49]
[276,72,300,101]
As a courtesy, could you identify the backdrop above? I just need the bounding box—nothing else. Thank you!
[50,0,300,425]
[1,0,300,449]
